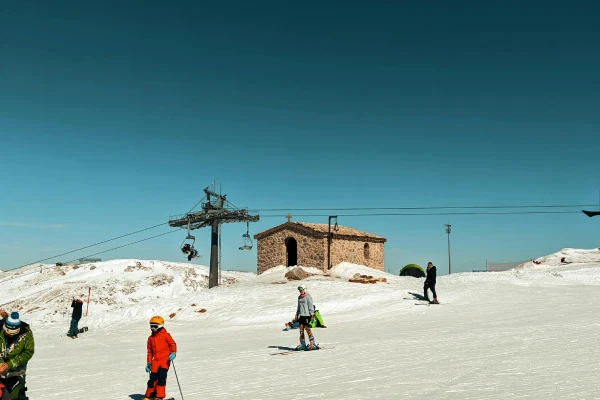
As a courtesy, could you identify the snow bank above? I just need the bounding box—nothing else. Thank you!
[512,248,600,270]
[257,262,398,283]
[328,262,397,280]
[256,265,325,283]
[536,248,600,265]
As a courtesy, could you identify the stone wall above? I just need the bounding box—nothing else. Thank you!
[329,237,385,271]
[256,228,326,274]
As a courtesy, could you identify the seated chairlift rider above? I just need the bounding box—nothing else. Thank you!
[181,218,200,261]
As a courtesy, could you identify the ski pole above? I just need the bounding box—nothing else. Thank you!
[172,360,184,400]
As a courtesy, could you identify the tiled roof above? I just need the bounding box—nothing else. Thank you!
[254,222,386,241]
[294,222,386,239]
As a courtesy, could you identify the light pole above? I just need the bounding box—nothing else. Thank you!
[444,224,452,275]
[328,216,338,270]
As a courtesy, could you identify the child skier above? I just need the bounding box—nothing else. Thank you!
[143,316,177,400]
[295,285,319,350]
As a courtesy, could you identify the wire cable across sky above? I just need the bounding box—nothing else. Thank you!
[9,202,597,270]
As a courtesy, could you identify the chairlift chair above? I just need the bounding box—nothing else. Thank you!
[239,222,253,251]
[181,218,202,261]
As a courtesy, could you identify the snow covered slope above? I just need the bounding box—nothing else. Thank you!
[515,247,600,270]
[0,259,254,327]
[2,252,600,399]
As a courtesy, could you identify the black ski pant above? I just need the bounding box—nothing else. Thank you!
[69,317,80,336]
[146,367,169,398]
[424,282,437,299]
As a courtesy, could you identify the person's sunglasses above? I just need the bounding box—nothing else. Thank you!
[150,324,160,330]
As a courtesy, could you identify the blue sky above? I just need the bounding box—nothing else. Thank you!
[1,1,599,274]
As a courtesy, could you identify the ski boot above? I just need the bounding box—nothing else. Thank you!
[307,340,320,350]
[432,298,439,304]
[295,341,307,351]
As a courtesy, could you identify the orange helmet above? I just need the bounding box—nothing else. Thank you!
[149,316,164,325]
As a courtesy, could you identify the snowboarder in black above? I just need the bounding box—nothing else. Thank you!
[67,298,83,338]
[424,262,438,304]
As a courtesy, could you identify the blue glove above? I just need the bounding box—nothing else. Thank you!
[145,362,151,373]
[169,352,176,361]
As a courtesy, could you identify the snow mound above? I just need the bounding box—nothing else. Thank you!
[329,262,397,280]
[540,248,600,264]
[257,263,397,283]
[513,248,600,270]
[256,265,325,283]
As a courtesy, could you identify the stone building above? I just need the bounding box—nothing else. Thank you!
[253,221,386,274]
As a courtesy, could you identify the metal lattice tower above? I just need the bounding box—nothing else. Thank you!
[168,186,259,288]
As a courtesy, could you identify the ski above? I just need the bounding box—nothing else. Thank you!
[415,302,440,305]
[271,347,332,355]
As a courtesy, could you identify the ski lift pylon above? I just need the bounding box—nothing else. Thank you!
[239,221,253,251]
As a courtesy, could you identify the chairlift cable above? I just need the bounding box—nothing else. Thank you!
[249,204,597,212]
[63,230,178,264]
[11,203,590,272]
[10,222,169,271]
[257,211,582,217]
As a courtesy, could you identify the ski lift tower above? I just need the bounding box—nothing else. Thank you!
[168,186,259,288]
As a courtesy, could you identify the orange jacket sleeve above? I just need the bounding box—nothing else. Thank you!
[146,337,153,363]
[165,331,177,353]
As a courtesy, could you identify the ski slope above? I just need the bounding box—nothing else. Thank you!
[2,248,600,399]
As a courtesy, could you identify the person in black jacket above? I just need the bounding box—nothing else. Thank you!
[424,262,439,304]
[67,298,84,338]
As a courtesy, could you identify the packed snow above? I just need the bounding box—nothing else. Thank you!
[2,247,600,399]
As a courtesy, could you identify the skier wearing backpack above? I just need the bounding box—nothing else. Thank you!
[142,316,177,400]
[295,285,319,350]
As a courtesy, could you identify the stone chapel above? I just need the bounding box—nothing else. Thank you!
[253,218,386,274]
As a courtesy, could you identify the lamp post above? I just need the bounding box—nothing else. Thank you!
[444,224,452,275]
[328,216,338,270]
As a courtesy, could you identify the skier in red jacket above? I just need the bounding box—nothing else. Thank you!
[143,316,177,400]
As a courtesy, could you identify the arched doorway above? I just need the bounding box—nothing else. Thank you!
[286,237,298,267]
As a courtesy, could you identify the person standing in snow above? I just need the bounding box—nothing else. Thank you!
[424,262,439,304]
[143,316,177,400]
[67,297,83,338]
[0,312,35,400]
[294,285,319,350]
